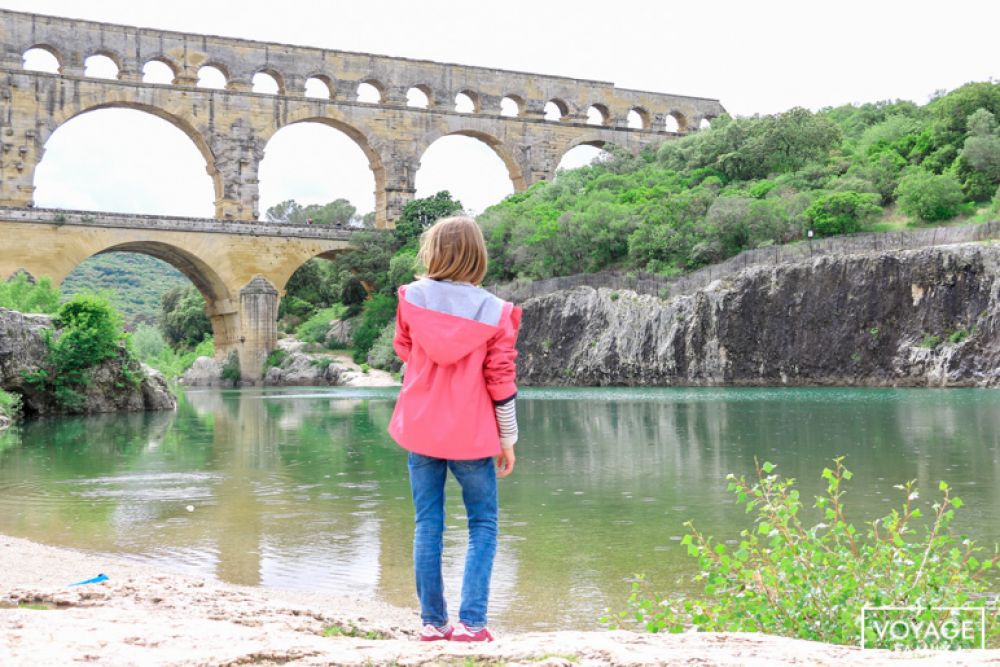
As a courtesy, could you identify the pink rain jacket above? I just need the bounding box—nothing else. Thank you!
[388,278,522,460]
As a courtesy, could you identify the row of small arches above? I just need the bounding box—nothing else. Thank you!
[22,46,705,132]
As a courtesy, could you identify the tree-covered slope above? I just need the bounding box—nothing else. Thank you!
[479,81,1000,282]
[62,253,189,327]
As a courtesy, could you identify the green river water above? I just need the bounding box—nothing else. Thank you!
[0,387,998,631]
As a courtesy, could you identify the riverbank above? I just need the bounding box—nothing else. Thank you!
[1,534,994,665]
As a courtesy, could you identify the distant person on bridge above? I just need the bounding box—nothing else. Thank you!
[388,216,522,642]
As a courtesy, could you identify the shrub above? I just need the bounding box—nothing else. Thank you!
[294,304,346,345]
[24,293,134,410]
[804,191,882,236]
[0,389,22,421]
[138,335,214,382]
[895,170,966,222]
[220,350,241,384]
[352,294,397,363]
[604,458,1000,648]
[263,348,287,371]
[0,273,60,314]
[366,320,400,371]
[160,286,212,348]
[948,328,969,344]
[919,334,942,349]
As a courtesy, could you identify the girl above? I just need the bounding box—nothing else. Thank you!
[388,215,521,643]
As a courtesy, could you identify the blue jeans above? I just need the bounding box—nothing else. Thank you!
[407,451,498,628]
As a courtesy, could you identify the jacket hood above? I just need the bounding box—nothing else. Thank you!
[401,280,506,366]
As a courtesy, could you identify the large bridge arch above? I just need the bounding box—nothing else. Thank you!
[261,115,385,224]
[39,102,222,212]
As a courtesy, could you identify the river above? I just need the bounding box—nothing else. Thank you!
[0,387,998,631]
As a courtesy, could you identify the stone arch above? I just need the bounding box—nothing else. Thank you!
[304,74,334,99]
[84,51,122,79]
[500,94,524,117]
[407,84,433,108]
[77,240,238,357]
[197,63,230,89]
[665,110,686,132]
[420,129,526,192]
[264,114,386,224]
[44,102,222,210]
[627,107,651,129]
[556,136,619,171]
[252,67,285,94]
[22,44,63,72]
[142,56,180,84]
[455,90,481,113]
[545,99,569,121]
[358,79,385,103]
[586,104,611,127]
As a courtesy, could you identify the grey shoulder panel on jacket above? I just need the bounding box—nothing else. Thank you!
[405,278,505,326]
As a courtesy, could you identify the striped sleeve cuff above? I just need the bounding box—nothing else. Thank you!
[495,398,518,448]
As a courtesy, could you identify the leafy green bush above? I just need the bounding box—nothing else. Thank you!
[0,389,22,421]
[220,350,241,384]
[25,293,135,410]
[366,320,400,371]
[137,335,214,382]
[160,286,212,348]
[130,323,168,359]
[295,304,346,345]
[895,170,966,222]
[604,458,999,648]
[263,348,287,371]
[805,191,881,236]
[0,273,60,314]
[352,294,397,363]
[919,334,941,349]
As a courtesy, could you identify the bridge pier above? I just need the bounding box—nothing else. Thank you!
[235,277,279,382]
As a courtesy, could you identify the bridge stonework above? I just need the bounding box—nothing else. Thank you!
[0,10,725,380]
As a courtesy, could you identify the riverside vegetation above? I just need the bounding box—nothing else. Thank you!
[60,82,1000,378]
[604,459,1000,649]
[0,275,173,416]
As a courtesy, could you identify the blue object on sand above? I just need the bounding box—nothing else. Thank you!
[69,573,109,587]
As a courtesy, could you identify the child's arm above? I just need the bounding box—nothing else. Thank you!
[392,292,412,363]
[495,396,518,448]
[485,304,522,451]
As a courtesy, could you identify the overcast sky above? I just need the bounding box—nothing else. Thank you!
[10,0,999,218]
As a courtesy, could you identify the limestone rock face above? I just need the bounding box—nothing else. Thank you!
[180,357,226,387]
[0,308,176,415]
[324,318,356,349]
[263,352,342,386]
[517,244,1000,387]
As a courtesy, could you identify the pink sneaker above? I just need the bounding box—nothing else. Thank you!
[419,624,453,641]
[450,622,494,642]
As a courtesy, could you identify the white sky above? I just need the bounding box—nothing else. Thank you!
[11,0,999,218]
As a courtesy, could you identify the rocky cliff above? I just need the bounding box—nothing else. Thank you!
[517,244,1000,387]
[0,308,175,416]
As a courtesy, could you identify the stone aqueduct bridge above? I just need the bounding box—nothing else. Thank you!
[0,9,725,379]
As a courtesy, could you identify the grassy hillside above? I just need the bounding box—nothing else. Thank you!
[62,253,189,327]
[479,81,1000,282]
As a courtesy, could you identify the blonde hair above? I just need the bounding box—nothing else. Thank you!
[418,216,488,285]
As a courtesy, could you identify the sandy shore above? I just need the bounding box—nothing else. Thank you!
[1,534,997,666]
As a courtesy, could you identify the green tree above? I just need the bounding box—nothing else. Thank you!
[895,169,966,222]
[805,191,881,236]
[160,286,212,348]
[959,108,1000,201]
[351,293,398,363]
[267,198,358,226]
[25,293,135,410]
[0,273,60,314]
[392,191,464,249]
